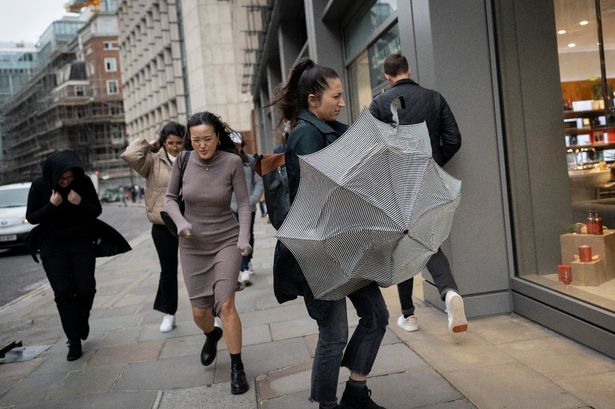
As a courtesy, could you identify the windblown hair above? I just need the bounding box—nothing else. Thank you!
[271,58,340,126]
[158,121,187,146]
[185,111,238,155]
[383,53,409,77]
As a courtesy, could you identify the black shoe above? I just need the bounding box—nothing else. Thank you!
[339,382,385,409]
[200,327,223,366]
[67,339,82,361]
[230,364,249,395]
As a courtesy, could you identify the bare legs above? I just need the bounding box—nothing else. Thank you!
[191,295,242,354]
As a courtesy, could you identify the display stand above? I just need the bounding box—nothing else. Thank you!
[560,230,615,281]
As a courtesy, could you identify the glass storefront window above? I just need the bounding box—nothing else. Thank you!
[344,0,398,59]
[515,0,615,313]
[347,24,400,120]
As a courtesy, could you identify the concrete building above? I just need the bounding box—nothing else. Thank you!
[116,0,254,146]
[247,0,615,359]
[1,10,128,188]
[0,42,38,164]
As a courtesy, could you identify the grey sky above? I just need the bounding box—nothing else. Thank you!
[0,0,77,44]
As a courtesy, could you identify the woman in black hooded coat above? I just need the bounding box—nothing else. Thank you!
[26,150,102,361]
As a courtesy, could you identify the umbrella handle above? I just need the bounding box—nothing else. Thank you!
[389,96,406,128]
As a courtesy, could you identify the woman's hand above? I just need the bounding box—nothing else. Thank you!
[67,190,82,205]
[50,190,62,206]
[180,227,193,239]
[149,139,160,151]
[238,242,252,256]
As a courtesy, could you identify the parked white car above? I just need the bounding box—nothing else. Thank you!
[0,182,33,249]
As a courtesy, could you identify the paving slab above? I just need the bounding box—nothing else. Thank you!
[0,371,66,406]
[46,365,124,400]
[0,358,43,381]
[0,379,18,399]
[269,316,318,341]
[114,354,215,391]
[214,337,312,385]
[157,382,256,409]
[444,362,584,409]
[256,360,313,400]
[369,342,429,377]
[554,370,615,409]
[86,340,163,367]
[14,390,158,409]
[502,336,615,380]
[97,327,141,347]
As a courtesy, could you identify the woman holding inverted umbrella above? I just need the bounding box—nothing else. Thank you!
[271,58,388,409]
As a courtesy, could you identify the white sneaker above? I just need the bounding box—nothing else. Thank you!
[397,314,419,332]
[445,291,468,335]
[214,317,222,328]
[238,270,253,285]
[159,314,175,333]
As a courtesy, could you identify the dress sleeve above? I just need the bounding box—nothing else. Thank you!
[164,152,192,234]
[232,156,251,248]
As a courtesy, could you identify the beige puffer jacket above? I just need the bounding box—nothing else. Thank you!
[121,138,174,225]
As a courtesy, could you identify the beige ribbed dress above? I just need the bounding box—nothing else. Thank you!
[164,150,251,312]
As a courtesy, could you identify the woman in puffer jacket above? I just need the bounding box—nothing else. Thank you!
[121,122,186,333]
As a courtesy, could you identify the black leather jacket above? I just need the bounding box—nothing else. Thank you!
[369,78,461,166]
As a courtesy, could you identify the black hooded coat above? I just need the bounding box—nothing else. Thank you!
[26,150,130,260]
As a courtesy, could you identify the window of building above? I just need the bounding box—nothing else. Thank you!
[498,0,615,314]
[347,24,400,120]
[106,80,118,94]
[74,85,85,97]
[343,0,398,60]
[104,57,117,72]
[103,41,117,50]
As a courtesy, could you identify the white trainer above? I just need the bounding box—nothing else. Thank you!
[397,314,419,332]
[159,314,175,333]
[445,291,468,335]
[238,270,253,285]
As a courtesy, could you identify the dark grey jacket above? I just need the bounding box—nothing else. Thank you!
[369,78,461,166]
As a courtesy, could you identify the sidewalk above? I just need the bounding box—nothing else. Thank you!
[1,215,614,408]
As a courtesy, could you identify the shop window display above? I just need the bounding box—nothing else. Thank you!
[523,0,615,312]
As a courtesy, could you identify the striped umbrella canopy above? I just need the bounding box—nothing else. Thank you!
[276,108,462,301]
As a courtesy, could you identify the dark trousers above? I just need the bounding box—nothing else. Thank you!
[397,248,458,317]
[233,211,256,271]
[304,282,389,406]
[42,249,96,341]
[151,224,179,314]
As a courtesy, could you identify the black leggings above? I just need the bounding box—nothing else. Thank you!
[151,224,179,314]
[42,249,96,341]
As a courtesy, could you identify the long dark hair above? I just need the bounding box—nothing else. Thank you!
[158,121,187,147]
[270,58,340,126]
[185,111,238,155]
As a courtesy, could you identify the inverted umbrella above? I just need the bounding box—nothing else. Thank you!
[276,108,461,300]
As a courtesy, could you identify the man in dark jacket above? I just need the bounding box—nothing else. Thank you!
[26,150,102,361]
[369,53,467,336]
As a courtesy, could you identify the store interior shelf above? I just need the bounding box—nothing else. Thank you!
[567,142,615,150]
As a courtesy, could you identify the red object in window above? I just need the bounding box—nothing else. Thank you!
[558,264,572,284]
[578,245,592,262]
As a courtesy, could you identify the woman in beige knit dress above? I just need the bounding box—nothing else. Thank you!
[164,111,252,395]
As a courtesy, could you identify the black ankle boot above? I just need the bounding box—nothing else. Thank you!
[67,339,82,361]
[339,381,385,409]
[200,327,222,366]
[230,363,249,395]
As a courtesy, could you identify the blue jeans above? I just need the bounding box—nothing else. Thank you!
[304,282,389,406]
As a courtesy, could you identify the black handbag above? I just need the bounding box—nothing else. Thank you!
[254,153,290,230]
[160,151,190,238]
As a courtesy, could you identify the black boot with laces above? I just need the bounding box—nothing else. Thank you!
[339,380,385,409]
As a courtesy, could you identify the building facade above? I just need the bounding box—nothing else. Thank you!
[1,11,128,188]
[247,0,615,359]
[0,42,38,164]
[116,0,189,141]
[116,0,254,146]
